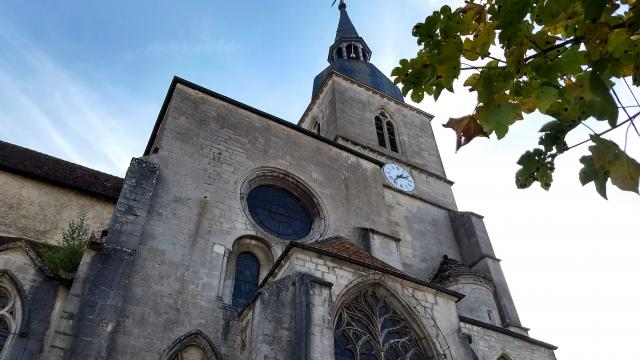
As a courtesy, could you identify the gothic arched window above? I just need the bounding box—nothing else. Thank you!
[232,252,260,309]
[160,330,219,360]
[337,47,345,59]
[374,112,399,153]
[0,273,24,358]
[334,286,430,360]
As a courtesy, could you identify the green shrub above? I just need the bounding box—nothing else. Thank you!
[43,216,90,276]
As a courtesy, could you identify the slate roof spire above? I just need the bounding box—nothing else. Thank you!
[335,1,359,41]
[311,1,405,102]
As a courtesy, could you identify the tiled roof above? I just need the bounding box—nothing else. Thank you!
[313,62,405,102]
[310,237,400,273]
[0,140,124,201]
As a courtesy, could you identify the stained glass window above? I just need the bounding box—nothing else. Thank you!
[247,185,312,241]
[232,252,260,309]
[334,287,430,360]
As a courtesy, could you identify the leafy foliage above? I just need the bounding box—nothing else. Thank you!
[392,0,640,198]
[43,217,90,276]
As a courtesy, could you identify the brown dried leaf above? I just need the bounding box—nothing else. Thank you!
[443,115,489,151]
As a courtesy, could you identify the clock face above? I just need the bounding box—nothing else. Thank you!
[383,164,416,192]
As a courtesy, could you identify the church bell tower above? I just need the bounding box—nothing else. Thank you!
[300,0,453,207]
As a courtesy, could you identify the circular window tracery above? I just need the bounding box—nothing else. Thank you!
[247,185,312,241]
[240,168,327,242]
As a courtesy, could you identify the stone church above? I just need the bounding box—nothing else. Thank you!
[0,2,557,359]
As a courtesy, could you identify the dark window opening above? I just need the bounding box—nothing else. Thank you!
[375,116,386,148]
[346,44,360,60]
[336,47,344,59]
[247,185,312,241]
[312,121,321,135]
[0,318,8,354]
[386,121,398,153]
[232,252,260,309]
[375,112,400,153]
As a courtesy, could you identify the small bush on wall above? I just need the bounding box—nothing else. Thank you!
[43,216,89,276]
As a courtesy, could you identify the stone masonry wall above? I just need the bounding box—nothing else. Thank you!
[267,249,475,360]
[0,247,61,360]
[0,171,115,245]
[461,322,557,360]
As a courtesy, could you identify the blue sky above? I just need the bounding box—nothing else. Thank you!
[0,0,429,174]
[1,1,639,359]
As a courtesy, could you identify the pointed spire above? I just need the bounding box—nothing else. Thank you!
[312,1,405,102]
[335,1,360,41]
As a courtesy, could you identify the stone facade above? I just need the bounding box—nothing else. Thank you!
[0,171,115,246]
[0,4,558,360]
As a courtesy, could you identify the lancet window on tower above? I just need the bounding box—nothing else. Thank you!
[334,286,430,360]
[231,252,260,309]
[374,112,399,153]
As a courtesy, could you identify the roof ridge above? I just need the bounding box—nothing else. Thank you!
[0,139,124,201]
[0,139,122,179]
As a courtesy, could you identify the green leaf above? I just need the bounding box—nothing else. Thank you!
[463,74,480,88]
[493,0,533,47]
[476,101,521,139]
[610,152,640,192]
[589,136,640,194]
[588,72,619,126]
[538,120,573,153]
[535,85,559,113]
[532,0,573,27]
[515,148,555,190]
[411,89,425,103]
[579,155,609,198]
[581,0,608,22]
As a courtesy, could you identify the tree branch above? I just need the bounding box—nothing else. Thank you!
[462,49,507,64]
[523,36,584,63]
[565,111,640,151]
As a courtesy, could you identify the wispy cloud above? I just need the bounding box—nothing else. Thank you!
[120,37,241,61]
[0,22,153,176]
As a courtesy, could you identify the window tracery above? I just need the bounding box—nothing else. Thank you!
[0,273,23,359]
[334,286,430,360]
[161,330,218,360]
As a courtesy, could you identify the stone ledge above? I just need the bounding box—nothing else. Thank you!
[460,316,557,350]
